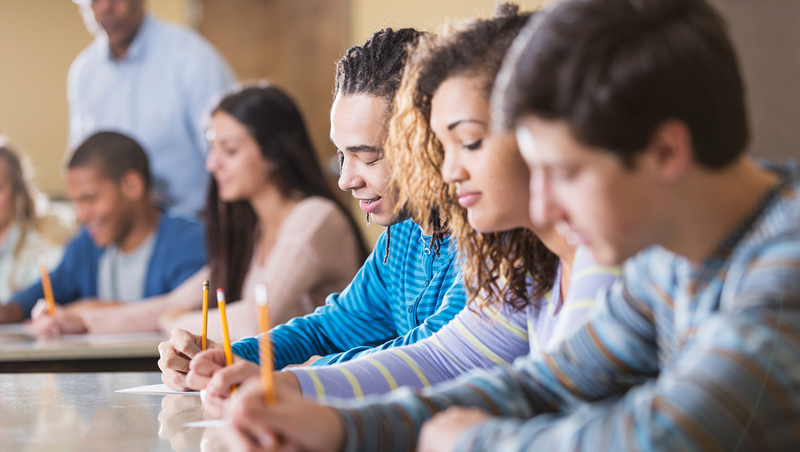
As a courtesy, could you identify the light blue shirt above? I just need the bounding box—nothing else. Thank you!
[68,13,236,217]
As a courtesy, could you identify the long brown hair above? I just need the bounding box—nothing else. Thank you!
[206,83,368,301]
[386,4,558,310]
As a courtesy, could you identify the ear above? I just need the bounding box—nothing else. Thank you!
[644,120,693,183]
[119,170,146,202]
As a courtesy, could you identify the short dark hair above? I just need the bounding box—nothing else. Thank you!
[494,0,749,168]
[68,131,151,188]
[334,27,423,108]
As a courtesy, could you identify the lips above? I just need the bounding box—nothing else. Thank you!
[457,191,481,208]
[555,221,589,246]
[358,196,381,214]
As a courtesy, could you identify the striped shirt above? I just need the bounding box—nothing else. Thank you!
[289,246,618,401]
[232,219,466,368]
[337,163,800,452]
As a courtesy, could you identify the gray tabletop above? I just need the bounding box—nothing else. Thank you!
[0,372,226,451]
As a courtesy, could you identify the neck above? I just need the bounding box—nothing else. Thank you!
[109,16,144,60]
[117,203,159,253]
[663,158,780,263]
[524,218,576,301]
[250,185,300,240]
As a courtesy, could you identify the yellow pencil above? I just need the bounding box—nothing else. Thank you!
[216,288,236,394]
[38,254,56,317]
[201,281,209,351]
[255,284,275,405]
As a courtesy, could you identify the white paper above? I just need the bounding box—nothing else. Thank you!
[116,384,200,395]
[183,419,227,428]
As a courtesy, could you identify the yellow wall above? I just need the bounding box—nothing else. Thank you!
[350,0,547,45]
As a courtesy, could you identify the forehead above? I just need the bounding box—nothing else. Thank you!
[516,116,592,164]
[330,94,388,150]
[430,76,490,131]
[66,165,113,189]
[209,111,250,140]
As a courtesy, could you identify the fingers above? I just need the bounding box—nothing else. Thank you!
[30,315,61,336]
[186,349,229,391]
[159,339,192,391]
[205,360,260,398]
[171,329,203,359]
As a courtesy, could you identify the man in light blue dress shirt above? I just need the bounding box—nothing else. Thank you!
[68,0,236,217]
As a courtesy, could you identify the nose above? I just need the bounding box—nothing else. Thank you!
[338,158,364,192]
[528,169,563,228]
[441,147,467,184]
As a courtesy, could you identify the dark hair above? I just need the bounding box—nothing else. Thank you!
[207,83,368,300]
[334,27,424,108]
[494,0,749,168]
[334,27,444,262]
[68,131,151,188]
[387,4,558,309]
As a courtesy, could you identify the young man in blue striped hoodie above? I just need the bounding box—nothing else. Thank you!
[220,1,800,451]
[158,28,467,393]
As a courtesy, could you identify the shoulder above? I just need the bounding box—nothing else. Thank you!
[151,16,227,62]
[727,234,800,309]
[68,39,105,84]
[157,214,205,243]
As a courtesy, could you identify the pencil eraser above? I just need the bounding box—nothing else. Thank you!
[255,284,268,306]
[216,288,226,302]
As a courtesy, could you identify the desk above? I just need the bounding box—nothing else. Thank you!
[0,325,166,373]
[0,372,225,451]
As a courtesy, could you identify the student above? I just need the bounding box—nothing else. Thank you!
[58,84,368,338]
[158,28,467,391]
[0,139,70,304]
[191,5,618,404]
[69,0,235,216]
[0,132,205,327]
[219,0,800,450]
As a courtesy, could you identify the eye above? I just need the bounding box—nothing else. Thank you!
[223,147,237,156]
[337,151,344,170]
[464,140,483,151]
[365,157,382,166]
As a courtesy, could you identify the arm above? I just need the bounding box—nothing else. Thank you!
[232,229,397,366]
[287,300,530,401]
[79,267,209,334]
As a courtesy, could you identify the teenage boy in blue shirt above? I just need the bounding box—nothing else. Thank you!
[0,131,205,332]
[158,28,467,392]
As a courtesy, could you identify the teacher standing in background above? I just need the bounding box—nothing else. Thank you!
[68,0,236,217]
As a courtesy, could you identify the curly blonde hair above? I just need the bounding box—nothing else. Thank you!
[386,4,558,310]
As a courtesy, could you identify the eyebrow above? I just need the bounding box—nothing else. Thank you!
[342,145,382,154]
[448,119,488,131]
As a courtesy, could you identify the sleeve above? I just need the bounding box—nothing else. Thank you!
[287,300,530,402]
[309,268,466,367]
[180,39,236,159]
[232,229,396,366]
[80,267,208,334]
[66,57,83,149]
[10,233,88,318]
[337,246,800,452]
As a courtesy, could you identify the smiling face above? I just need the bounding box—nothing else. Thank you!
[206,111,273,203]
[430,76,532,233]
[331,94,403,227]
[65,166,137,248]
[516,116,662,265]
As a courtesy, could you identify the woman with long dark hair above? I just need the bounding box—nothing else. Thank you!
[74,83,367,338]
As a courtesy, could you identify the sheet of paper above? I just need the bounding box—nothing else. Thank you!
[116,384,200,395]
[184,419,227,428]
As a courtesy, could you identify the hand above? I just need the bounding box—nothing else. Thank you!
[30,300,88,335]
[159,329,219,391]
[190,350,258,399]
[222,378,346,452]
[0,303,23,324]
[417,407,492,452]
[283,355,322,369]
[158,394,205,451]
